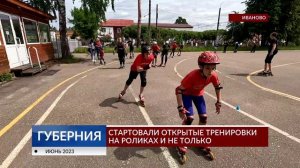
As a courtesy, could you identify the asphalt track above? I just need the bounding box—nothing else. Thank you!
[0,50,299,168]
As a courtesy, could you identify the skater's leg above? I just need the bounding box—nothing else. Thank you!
[138,71,147,106]
[119,71,138,99]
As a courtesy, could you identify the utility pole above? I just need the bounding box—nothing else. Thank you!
[216,7,221,50]
[156,4,158,40]
[148,0,151,44]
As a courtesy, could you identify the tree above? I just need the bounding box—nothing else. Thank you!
[175,17,188,24]
[242,0,300,45]
[137,0,141,47]
[23,0,114,58]
[70,8,98,39]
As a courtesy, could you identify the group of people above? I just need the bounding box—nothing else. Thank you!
[117,43,222,162]
[88,38,106,65]
[151,41,184,67]
[115,31,279,163]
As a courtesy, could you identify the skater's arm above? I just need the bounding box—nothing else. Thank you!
[176,85,187,120]
[269,43,277,55]
[212,73,222,114]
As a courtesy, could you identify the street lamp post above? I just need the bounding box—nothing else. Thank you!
[215,1,225,51]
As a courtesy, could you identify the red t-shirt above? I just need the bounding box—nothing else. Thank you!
[131,53,154,71]
[152,44,160,52]
[181,69,220,96]
[172,43,177,49]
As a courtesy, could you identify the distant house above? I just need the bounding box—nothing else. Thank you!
[100,19,134,40]
[100,19,193,40]
[0,0,54,74]
[140,23,193,31]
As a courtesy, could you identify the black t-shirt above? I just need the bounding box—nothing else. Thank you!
[116,43,125,54]
[268,38,278,53]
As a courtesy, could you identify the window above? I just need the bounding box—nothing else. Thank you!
[0,14,15,45]
[23,19,39,43]
[11,15,24,44]
[38,23,50,43]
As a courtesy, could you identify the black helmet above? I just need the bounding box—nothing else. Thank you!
[141,45,151,54]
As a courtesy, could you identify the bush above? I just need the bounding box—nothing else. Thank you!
[73,47,88,53]
[0,73,13,82]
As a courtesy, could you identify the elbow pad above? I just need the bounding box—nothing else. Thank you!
[175,86,184,95]
[215,83,223,90]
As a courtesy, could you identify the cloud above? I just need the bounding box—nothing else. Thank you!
[51,0,245,31]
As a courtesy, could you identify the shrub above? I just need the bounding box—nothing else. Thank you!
[0,73,13,82]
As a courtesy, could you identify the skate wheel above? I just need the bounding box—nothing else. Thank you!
[207,151,215,161]
[180,155,187,164]
[139,101,145,107]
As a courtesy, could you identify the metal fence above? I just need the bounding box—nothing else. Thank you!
[52,39,82,59]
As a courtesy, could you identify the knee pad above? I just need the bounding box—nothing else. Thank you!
[126,79,133,86]
[141,80,147,87]
[199,116,207,125]
[183,116,194,125]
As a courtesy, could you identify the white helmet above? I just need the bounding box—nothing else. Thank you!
[153,41,157,45]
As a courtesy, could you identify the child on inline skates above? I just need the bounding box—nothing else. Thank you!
[175,51,223,163]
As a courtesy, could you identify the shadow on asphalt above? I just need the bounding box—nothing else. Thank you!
[230,73,268,77]
[113,147,161,160]
[99,97,137,109]
[230,73,250,77]
[98,67,122,70]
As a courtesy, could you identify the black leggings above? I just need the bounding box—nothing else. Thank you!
[118,53,125,66]
[126,71,147,87]
[160,52,168,65]
[265,50,278,63]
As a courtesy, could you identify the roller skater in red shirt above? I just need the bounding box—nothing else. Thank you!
[175,51,222,164]
[151,41,160,67]
[118,46,154,107]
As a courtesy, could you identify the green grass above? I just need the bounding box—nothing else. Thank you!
[0,73,13,82]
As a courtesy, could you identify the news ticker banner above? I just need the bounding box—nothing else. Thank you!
[32,125,268,156]
[229,14,270,22]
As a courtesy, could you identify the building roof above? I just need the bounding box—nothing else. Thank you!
[6,0,55,20]
[141,23,193,28]
[101,19,134,27]
[100,19,193,29]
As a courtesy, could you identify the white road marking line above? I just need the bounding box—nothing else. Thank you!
[225,75,236,81]
[0,76,86,168]
[247,62,300,102]
[174,59,300,144]
[128,86,179,168]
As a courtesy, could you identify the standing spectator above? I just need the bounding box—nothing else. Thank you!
[115,37,126,68]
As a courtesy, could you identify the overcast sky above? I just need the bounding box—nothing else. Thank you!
[51,0,246,31]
